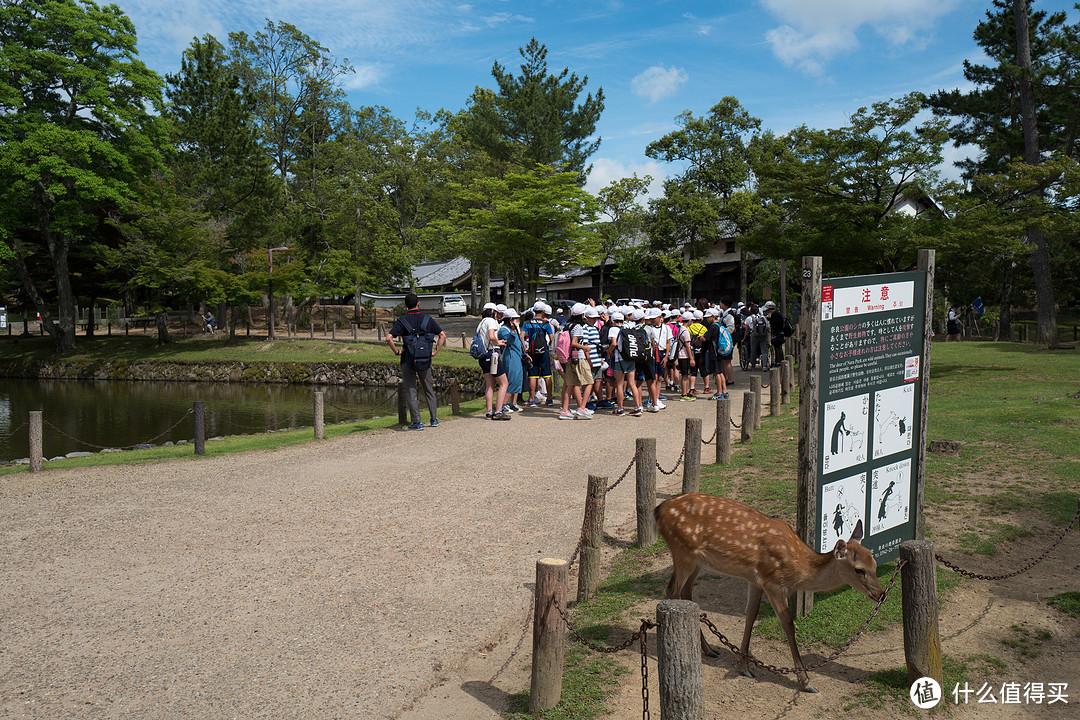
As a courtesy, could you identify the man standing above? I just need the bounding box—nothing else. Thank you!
[763,300,790,367]
[386,292,447,430]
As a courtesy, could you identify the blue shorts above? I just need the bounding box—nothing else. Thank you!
[613,359,635,374]
[527,352,551,378]
[479,353,506,376]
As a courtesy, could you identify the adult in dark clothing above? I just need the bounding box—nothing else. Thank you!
[386,292,446,429]
[763,300,789,368]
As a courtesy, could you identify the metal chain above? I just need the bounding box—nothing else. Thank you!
[935,499,1080,580]
[567,497,593,570]
[640,623,652,720]
[553,596,656,654]
[206,409,298,432]
[1,421,29,445]
[730,417,742,428]
[42,410,193,451]
[699,559,906,676]
[656,446,686,476]
[606,455,637,493]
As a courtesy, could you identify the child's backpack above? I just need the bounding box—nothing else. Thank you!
[714,326,733,356]
[526,322,548,355]
[469,325,489,359]
[555,327,572,364]
[619,326,647,362]
[402,315,435,371]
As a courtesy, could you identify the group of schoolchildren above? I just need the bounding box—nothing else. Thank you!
[471,296,792,421]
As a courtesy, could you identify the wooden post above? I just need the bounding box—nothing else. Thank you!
[636,438,657,548]
[740,392,755,444]
[313,391,324,440]
[915,250,936,540]
[657,599,704,720]
[397,381,407,426]
[900,541,943,688]
[461,332,467,349]
[193,401,205,455]
[450,377,461,416]
[716,396,732,464]
[530,558,568,713]
[770,367,782,416]
[352,323,357,340]
[750,374,762,430]
[577,474,607,603]
[331,324,336,341]
[682,418,701,495]
[782,358,793,403]
[796,256,823,618]
[29,410,43,473]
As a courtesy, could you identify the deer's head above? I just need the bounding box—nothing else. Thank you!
[831,520,884,602]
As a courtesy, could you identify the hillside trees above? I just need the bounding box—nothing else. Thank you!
[0,0,166,352]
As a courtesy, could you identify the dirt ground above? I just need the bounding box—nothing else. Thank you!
[2,379,1077,720]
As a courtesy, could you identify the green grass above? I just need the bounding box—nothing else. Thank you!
[1047,591,1080,618]
[0,333,482,369]
[505,644,627,720]
[846,654,1006,715]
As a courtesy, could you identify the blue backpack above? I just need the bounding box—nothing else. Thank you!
[469,326,489,359]
[715,326,733,356]
[401,315,435,371]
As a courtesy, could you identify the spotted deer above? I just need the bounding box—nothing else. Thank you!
[654,493,883,692]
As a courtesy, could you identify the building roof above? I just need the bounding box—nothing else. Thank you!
[410,256,471,289]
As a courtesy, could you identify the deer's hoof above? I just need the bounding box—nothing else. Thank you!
[801,684,819,694]
[703,646,721,658]
[741,668,755,679]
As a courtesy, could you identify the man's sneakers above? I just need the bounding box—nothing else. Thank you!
[429,418,439,428]
[679,395,695,402]
[655,400,667,410]
[407,421,424,430]
[628,407,644,417]
[491,412,511,421]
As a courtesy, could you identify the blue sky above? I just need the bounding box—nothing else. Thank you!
[113,0,1079,198]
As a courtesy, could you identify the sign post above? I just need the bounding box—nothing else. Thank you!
[797,252,934,614]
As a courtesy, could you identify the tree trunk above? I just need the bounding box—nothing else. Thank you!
[1014,0,1058,344]
[481,263,491,310]
[155,309,171,345]
[469,262,478,314]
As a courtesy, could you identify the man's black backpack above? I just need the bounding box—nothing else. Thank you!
[402,315,435,371]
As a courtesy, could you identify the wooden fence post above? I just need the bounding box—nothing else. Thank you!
[397,381,408,426]
[750,374,762,430]
[741,392,755,444]
[781,358,792,403]
[461,332,467,349]
[577,474,607,603]
[770,367,782,416]
[193,401,205,455]
[717,396,732,464]
[636,438,657,548]
[352,323,357,340]
[450,377,461,416]
[530,558,568,713]
[29,410,43,473]
[313,391,324,440]
[657,599,704,720]
[900,541,943,687]
[682,418,701,495]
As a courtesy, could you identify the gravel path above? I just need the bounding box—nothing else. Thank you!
[0,388,744,719]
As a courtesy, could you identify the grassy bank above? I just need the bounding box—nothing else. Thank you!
[0,333,481,369]
[522,341,1079,719]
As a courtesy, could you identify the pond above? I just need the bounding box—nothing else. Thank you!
[0,379,450,463]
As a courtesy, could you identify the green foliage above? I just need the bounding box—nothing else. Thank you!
[1047,591,1080,617]
[747,92,951,273]
[467,38,604,179]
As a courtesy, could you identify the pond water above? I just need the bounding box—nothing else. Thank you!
[0,379,450,462]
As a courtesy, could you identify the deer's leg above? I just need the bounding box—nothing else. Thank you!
[766,588,817,693]
[738,584,764,678]
[670,565,719,657]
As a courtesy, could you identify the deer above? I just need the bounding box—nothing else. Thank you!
[654,493,884,693]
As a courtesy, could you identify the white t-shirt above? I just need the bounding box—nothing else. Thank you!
[476,317,499,351]
[607,325,624,363]
[677,326,692,359]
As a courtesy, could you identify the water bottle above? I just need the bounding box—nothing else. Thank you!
[489,348,500,374]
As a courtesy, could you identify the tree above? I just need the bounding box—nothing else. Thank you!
[594,175,652,300]
[926,0,1079,342]
[0,0,166,352]
[467,38,604,180]
[747,93,952,273]
[645,97,762,264]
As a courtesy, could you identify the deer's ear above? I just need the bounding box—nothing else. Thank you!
[849,520,864,544]
[833,539,848,559]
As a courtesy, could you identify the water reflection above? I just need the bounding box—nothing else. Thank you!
[0,379,440,462]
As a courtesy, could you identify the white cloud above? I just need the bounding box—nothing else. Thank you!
[343,63,389,90]
[760,0,961,75]
[630,65,689,104]
[480,12,533,27]
[586,158,668,201]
